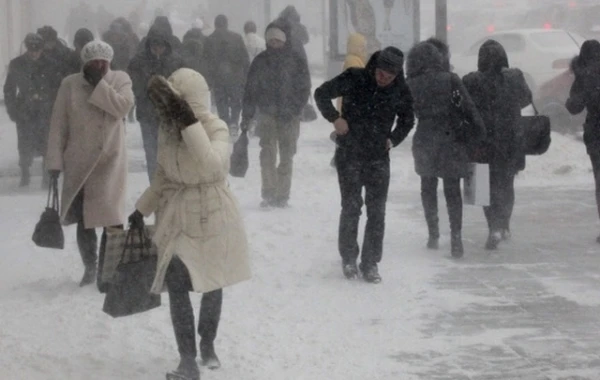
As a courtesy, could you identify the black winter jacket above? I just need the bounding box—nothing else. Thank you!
[241,21,311,125]
[203,28,250,88]
[127,26,185,123]
[314,51,415,160]
[3,54,61,124]
[566,56,600,155]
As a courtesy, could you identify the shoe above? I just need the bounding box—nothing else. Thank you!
[501,228,511,241]
[166,356,200,380]
[450,232,464,258]
[342,262,359,280]
[79,265,97,287]
[260,199,273,209]
[426,236,439,250]
[200,341,221,370]
[272,199,289,208]
[485,231,502,250]
[360,263,382,284]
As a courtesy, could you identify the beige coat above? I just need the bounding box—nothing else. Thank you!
[46,70,134,228]
[135,68,251,294]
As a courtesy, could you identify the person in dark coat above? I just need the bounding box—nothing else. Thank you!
[277,5,309,64]
[406,41,485,258]
[181,28,207,78]
[102,18,138,71]
[240,21,311,209]
[314,46,414,283]
[137,16,182,53]
[3,33,60,187]
[128,24,185,181]
[65,28,95,74]
[37,26,73,78]
[204,14,250,135]
[463,40,532,250]
[566,39,600,243]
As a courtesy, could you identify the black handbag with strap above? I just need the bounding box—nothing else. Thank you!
[102,223,161,318]
[229,129,249,178]
[32,177,64,250]
[518,104,551,156]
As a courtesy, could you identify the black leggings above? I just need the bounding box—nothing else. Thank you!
[420,176,463,236]
[165,257,223,358]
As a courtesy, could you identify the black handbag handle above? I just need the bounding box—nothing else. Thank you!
[530,101,540,116]
[119,222,152,265]
[46,177,60,212]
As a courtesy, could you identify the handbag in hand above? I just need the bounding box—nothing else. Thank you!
[300,97,318,123]
[102,223,161,318]
[517,104,551,156]
[229,129,249,178]
[32,177,64,250]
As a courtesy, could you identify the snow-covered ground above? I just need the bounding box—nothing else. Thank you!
[0,106,599,379]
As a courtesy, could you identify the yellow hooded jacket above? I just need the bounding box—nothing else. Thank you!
[338,33,367,111]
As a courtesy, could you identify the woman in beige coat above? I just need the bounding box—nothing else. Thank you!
[46,40,134,287]
[131,68,251,380]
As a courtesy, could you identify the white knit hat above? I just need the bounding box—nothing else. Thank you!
[265,27,286,43]
[80,40,114,64]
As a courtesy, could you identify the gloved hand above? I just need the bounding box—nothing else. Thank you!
[83,65,105,87]
[168,96,198,129]
[128,210,145,230]
[48,170,61,180]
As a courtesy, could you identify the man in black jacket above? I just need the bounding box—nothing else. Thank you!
[240,21,311,208]
[204,15,250,136]
[128,24,185,181]
[314,47,414,283]
[3,33,61,187]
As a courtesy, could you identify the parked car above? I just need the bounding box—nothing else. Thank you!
[451,29,583,95]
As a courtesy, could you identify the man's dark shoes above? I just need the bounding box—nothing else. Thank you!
[166,356,200,380]
[200,341,221,370]
[359,263,382,284]
[342,261,359,280]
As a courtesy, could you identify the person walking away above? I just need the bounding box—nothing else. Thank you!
[37,26,73,78]
[130,69,251,380]
[103,18,136,71]
[277,5,309,64]
[128,24,185,181]
[331,32,368,167]
[406,41,485,258]
[240,21,311,208]
[45,41,134,286]
[181,27,207,78]
[463,40,532,250]
[566,39,600,243]
[244,21,265,62]
[3,34,59,187]
[314,47,414,282]
[65,28,95,75]
[203,15,251,136]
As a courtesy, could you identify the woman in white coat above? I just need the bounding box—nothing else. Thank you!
[130,68,251,380]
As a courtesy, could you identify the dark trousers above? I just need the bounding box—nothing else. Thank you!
[421,176,463,237]
[590,153,600,220]
[213,84,243,128]
[337,155,390,267]
[16,119,46,169]
[165,257,223,358]
[139,121,159,182]
[483,162,516,232]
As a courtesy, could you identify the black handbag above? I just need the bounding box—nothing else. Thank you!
[229,130,249,178]
[32,177,64,249]
[300,97,318,123]
[518,104,551,155]
[102,224,161,318]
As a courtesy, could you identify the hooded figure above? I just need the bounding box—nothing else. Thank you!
[203,14,251,134]
[45,40,134,287]
[132,68,250,379]
[463,39,533,250]
[137,16,182,53]
[314,46,414,283]
[566,39,600,243]
[277,5,309,63]
[406,41,485,258]
[128,23,185,181]
[240,20,311,208]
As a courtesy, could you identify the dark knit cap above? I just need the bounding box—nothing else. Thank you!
[74,28,94,49]
[377,46,404,75]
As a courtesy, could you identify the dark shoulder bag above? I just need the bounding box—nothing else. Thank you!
[229,129,249,178]
[32,177,64,250]
[517,103,551,156]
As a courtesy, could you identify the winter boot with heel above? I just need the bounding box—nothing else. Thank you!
[166,356,200,380]
[451,232,464,258]
[200,341,221,370]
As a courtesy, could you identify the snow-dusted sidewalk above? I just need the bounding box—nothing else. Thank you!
[0,111,599,379]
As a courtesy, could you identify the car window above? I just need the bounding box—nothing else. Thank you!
[490,34,526,53]
[530,31,577,48]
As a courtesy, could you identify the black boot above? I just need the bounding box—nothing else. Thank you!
[79,265,97,287]
[200,341,221,370]
[19,166,30,187]
[421,179,440,250]
[451,232,464,258]
[485,230,501,250]
[166,356,200,380]
[77,222,98,287]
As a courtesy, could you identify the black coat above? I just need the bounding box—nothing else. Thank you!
[241,22,311,125]
[314,51,414,161]
[3,54,61,124]
[203,28,250,88]
[463,60,532,173]
[406,42,485,178]
[566,56,600,155]
[278,6,309,64]
[127,26,185,123]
